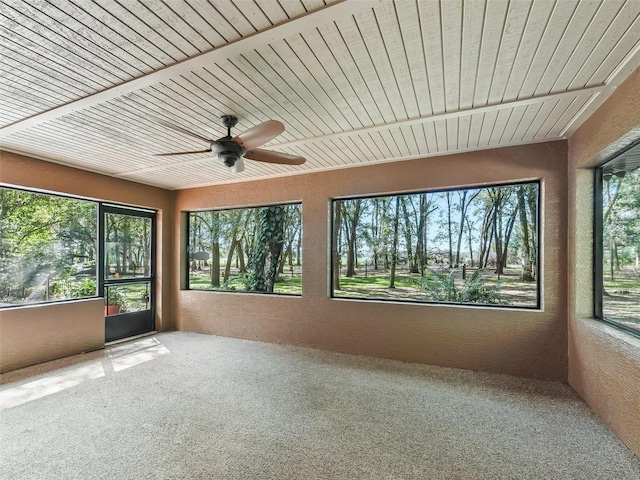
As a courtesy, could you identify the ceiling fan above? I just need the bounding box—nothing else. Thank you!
[154,115,305,173]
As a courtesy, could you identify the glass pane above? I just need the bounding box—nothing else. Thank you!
[0,188,97,306]
[331,183,539,308]
[601,167,640,334]
[105,213,152,280]
[188,204,302,295]
[104,283,151,316]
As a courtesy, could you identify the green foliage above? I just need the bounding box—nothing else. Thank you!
[420,269,506,305]
[71,278,97,298]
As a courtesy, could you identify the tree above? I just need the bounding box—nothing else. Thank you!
[246,206,286,292]
[389,196,401,288]
[332,202,343,290]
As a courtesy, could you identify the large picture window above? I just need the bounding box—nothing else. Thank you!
[0,187,98,306]
[595,142,640,337]
[187,203,302,295]
[331,181,540,308]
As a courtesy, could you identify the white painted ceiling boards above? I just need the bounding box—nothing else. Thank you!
[1,0,639,189]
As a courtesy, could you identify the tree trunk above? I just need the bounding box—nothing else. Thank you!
[389,196,400,288]
[333,202,342,290]
[517,186,534,281]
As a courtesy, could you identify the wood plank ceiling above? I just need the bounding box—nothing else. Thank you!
[1,0,639,190]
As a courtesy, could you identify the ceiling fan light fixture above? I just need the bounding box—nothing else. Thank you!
[219,151,239,167]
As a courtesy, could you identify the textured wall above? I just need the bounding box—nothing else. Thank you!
[0,151,175,371]
[174,141,568,380]
[0,299,104,373]
[567,67,640,457]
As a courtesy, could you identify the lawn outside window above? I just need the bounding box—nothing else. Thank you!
[331,181,540,308]
[187,203,302,295]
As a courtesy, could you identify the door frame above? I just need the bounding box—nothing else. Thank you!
[99,204,156,342]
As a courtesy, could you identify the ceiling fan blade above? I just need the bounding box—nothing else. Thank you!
[244,149,306,165]
[153,149,211,156]
[155,118,212,143]
[233,120,285,150]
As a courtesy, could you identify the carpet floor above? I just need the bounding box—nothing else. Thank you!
[1,331,638,479]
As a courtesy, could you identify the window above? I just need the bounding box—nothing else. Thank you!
[595,142,640,337]
[331,181,540,308]
[0,187,98,306]
[187,203,302,295]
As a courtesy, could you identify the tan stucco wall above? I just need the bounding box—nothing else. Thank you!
[0,299,104,373]
[174,141,568,381]
[0,151,175,372]
[568,67,640,457]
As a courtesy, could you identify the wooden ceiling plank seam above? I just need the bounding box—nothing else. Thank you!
[280,35,362,130]
[146,83,230,131]
[333,136,365,164]
[270,38,356,131]
[0,55,95,100]
[369,2,420,119]
[533,0,601,96]
[471,0,509,107]
[486,1,533,104]
[1,0,376,137]
[0,81,61,112]
[389,125,411,158]
[551,0,625,91]
[393,1,432,117]
[498,104,527,145]
[422,122,437,154]
[457,115,471,151]
[160,0,229,47]
[38,0,158,73]
[231,0,273,31]
[301,28,376,126]
[207,0,260,37]
[488,107,513,146]
[250,45,344,133]
[173,71,297,142]
[4,1,141,81]
[309,140,341,167]
[521,97,562,141]
[91,0,187,61]
[277,0,309,19]
[269,86,604,150]
[344,136,371,163]
[532,95,573,140]
[301,0,327,11]
[399,124,419,157]
[433,119,447,153]
[472,112,487,149]
[71,107,187,159]
[477,110,499,147]
[516,0,580,98]
[194,68,297,144]
[0,96,48,118]
[418,0,445,114]
[410,123,429,156]
[184,0,244,41]
[510,103,540,143]
[446,117,458,152]
[279,143,328,169]
[589,12,640,85]
[0,30,108,93]
[459,0,486,110]
[501,0,557,101]
[69,0,175,66]
[355,132,384,160]
[121,90,224,146]
[541,94,585,139]
[466,111,483,149]
[0,12,123,88]
[135,0,208,55]
[567,0,638,88]
[375,130,400,159]
[214,57,316,138]
[225,54,325,136]
[335,13,398,122]
[0,69,78,105]
[440,0,462,112]
[253,0,289,24]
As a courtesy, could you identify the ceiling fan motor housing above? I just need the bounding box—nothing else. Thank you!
[213,137,245,166]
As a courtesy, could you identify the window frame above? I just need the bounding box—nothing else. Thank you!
[329,179,542,310]
[593,140,640,339]
[185,202,303,296]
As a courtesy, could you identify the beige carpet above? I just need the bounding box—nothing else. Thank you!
[1,331,638,479]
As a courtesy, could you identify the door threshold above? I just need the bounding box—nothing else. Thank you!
[106,331,158,347]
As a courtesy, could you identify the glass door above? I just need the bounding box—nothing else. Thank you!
[100,205,155,342]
